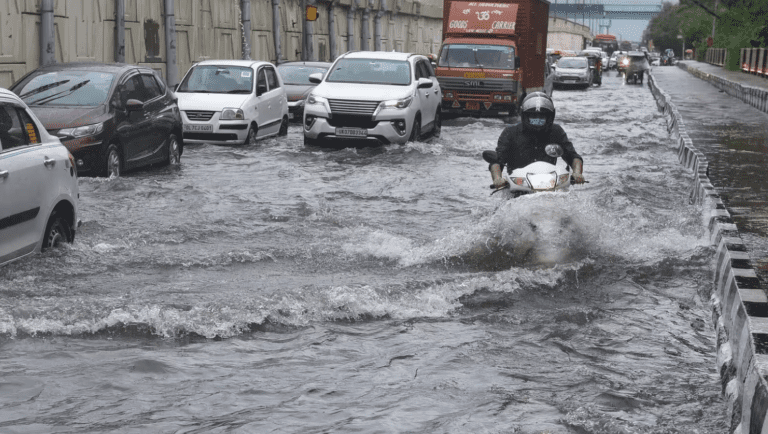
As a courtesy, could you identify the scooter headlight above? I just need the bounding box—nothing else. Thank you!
[510,177,529,187]
[558,173,570,185]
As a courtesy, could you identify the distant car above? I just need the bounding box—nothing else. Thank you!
[10,62,183,177]
[0,88,78,266]
[276,61,331,123]
[552,56,592,89]
[175,60,289,146]
[303,51,442,146]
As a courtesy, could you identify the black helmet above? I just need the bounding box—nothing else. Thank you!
[520,93,555,132]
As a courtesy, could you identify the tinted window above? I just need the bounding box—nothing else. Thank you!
[17,70,115,107]
[0,105,38,151]
[276,65,328,84]
[256,69,267,93]
[265,67,280,90]
[326,59,411,86]
[121,75,145,104]
[152,70,167,93]
[177,65,254,94]
[140,74,162,100]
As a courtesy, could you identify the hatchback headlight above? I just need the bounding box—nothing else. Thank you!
[221,108,244,120]
[58,122,104,138]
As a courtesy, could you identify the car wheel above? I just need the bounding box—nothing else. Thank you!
[304,136,319,147]
[42,211,72,251]
[165,133,181,166]
[105,144,122,178]
[245,125,258,145]
[278,116,289,137]
[432,109,441,138]
[408,114,421,142]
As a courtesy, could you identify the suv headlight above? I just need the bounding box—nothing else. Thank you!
[221,108,244,120]
[306,95,330,111]
[58,122,104,139]
[379,95,413,110]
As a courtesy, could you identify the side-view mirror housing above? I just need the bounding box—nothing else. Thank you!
[545,144,564,158]
[308,72,323,84]
[482,150,500,165]
[417,77,433,89]
[125,99,144,111]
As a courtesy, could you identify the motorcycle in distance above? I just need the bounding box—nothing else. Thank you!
[483,144,578,198]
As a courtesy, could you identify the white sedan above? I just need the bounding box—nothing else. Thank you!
[175,60,289,146]
[0,88,79,266]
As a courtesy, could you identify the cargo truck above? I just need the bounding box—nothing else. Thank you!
[436,0,550,117]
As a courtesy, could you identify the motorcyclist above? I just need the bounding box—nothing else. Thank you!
[489,92,585,188]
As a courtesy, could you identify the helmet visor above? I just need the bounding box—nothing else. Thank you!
[528,116,547,127]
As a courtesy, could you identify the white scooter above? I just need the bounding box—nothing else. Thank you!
[483,144,574,198]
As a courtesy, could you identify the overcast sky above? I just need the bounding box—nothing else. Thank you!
[552,0,679,43]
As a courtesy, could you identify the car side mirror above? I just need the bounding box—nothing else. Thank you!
[126,99,144,111]
[308,72,323,84]
[515,56,521,69]
[417,77,433,89]
[257,84,267,96]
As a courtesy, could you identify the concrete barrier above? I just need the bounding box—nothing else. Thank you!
[677,62,768,115]
[648,71,768,434]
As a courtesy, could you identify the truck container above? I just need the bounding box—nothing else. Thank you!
[436,0,550,117]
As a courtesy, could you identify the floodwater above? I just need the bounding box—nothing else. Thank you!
[0,72,728,433]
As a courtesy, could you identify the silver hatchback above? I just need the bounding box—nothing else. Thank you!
[302,51,442,146]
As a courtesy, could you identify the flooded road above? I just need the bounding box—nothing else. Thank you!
[0,72,728,433]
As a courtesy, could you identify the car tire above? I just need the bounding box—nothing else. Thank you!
[245,125,258,145]
[165,133,181,166]
[432,109,441,138]
[304,136,320,147]
[278,116,289,137]
[104,143,122,178]
[408,114,421,143]
[42,210,72,251]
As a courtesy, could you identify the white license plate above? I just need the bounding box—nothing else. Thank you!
[183,124,213,132]
[335,128,367,137]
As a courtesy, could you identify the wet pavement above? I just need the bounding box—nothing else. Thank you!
[651,64,768,283]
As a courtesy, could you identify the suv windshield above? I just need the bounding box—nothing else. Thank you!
[18,71,115,106]
[438,44,516,69]
[557,58,588,68]
[326,59,411,85]
[277,65,329,85]
[177,65,254,93]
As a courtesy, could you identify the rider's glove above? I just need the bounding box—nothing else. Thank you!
[490,164,508,188]
[571,159,586,184]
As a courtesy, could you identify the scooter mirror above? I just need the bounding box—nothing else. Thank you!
[545,144,563,158]
[482,150,500,164]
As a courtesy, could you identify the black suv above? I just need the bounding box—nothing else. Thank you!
[11,62,183,177]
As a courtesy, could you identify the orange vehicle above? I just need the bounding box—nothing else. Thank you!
[436,0,550,116]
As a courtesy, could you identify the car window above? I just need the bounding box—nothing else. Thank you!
[140,74,163,100]
[256,69,268,94]
[265,67,280,90]
[177,65,254,94]
[152,70,167,93]
[423,60,435,77]
[121,75,145,104]
[416,61,430,80]
[0,105,39,151]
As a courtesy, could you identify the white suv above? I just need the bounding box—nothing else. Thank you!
[0,88,79,266]
[175,60,289,145]
[303,51,442,146]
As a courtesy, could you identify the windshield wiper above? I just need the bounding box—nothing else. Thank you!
[31,80,91,105]
[19,80,71,100]
[226,89,251,94]
[472,49,486,73]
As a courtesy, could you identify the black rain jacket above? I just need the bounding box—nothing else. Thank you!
[493,122,583,173]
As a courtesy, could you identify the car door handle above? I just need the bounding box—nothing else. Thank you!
[44,158,56,168]
[434,89,439,94]
[0,170,8,179]
[425,92,430,97]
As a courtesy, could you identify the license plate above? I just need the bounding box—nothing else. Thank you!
[466,102,480,111]
[335,127,367,137]
[183,124,213,132]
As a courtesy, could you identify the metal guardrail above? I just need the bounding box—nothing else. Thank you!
[739,48,767,77]
[705,47,727,67]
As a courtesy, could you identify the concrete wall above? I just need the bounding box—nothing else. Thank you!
[0,0,443,89]
[648,70,768,434]
[546,17,591,52]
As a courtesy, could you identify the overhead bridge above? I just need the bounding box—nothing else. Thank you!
[549,4,662,20]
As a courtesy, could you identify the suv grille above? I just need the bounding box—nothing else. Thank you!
[185,110,215,121]
[328,99,380,116]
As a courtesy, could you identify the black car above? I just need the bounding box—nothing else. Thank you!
[276,61,331,122]
[10,62,183,177]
